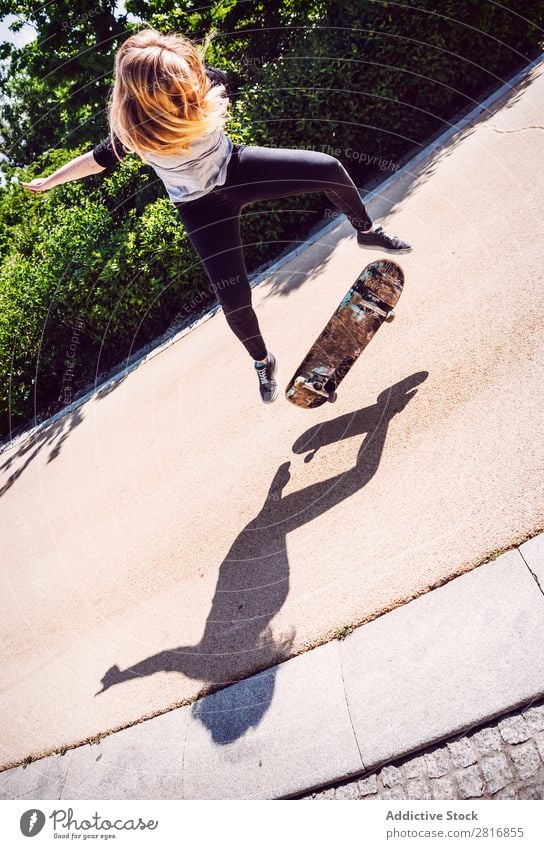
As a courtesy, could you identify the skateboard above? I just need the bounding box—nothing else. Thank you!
[285,259,404,408]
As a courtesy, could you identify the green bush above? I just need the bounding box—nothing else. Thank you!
[239,0,544,184]
[1,0,543,437]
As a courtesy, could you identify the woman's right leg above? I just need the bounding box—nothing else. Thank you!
[229,145,373,233]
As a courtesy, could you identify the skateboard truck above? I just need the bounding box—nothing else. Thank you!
[294,375,337,403]
[359,297,395,322]
[354,289,396,322]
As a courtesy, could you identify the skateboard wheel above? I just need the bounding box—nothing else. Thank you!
[385,309,395,323]
[328,392,338,403]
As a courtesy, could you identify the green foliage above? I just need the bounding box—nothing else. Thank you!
[0,148,210,431]
[0,1,130,165]
[0,0,543,437]
[239,0,544,185]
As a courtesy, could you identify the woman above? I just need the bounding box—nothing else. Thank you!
[22,28,411,404]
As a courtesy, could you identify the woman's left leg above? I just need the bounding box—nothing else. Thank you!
[176,191,268,362]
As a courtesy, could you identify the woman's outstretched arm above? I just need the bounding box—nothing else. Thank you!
[20,150,106,193]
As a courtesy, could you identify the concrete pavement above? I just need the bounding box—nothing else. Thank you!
[1,56,544,772]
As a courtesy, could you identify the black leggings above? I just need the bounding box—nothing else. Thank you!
[175,144,372,361]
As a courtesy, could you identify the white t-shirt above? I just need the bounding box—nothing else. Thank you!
[91,67,233,204]
[142,128,233,203]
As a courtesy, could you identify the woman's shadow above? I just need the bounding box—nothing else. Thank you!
[97,371,427,743]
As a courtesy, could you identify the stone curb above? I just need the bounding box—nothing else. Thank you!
[303,699,544,800]
[1,535,544,800]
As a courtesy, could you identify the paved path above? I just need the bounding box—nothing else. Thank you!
[304,702,544,801]
[1,538,543,799]
[1,59,544,769]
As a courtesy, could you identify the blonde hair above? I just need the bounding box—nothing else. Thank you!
[108,28,228,158]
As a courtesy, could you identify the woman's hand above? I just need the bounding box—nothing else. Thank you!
[20,178,52,193]
[20,152,106,193]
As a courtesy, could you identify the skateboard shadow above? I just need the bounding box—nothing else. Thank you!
[292,373,427,463]
[97,371,428,744]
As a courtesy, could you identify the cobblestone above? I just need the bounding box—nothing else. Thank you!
[470,726,502,756]
[494,786,517,800]
[302,699,544,800]
[357,775,378,797]
[425,746,451,778]
[536,731,544,761]
[381,788,406,800]
[498,714,532,744]
[315,787,335,799]
[447,738,477,769]
[481,754,514,794]
[457,765,484,799]
[380,765,403,787]
[407,778,430,799]
[334,781,361,800]
[523,704,544,734]
[518,785,544,800]
[402,754,427,780]
[431,775,458,800]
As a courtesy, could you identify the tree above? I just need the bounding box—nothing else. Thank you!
[0,1,130,166]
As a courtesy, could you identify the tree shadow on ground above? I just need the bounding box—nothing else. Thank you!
[262,65,535,299]
[0,371,129,498]
[97,371,428,744]
[0,407,84,497]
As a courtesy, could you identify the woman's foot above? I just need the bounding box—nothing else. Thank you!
[357,225,412,253]
[254,352,278,404]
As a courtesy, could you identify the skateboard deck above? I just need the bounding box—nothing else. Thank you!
[285,259,404,408]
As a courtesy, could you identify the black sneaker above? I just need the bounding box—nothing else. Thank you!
[254,352,278,404]
[357,225,412,253]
